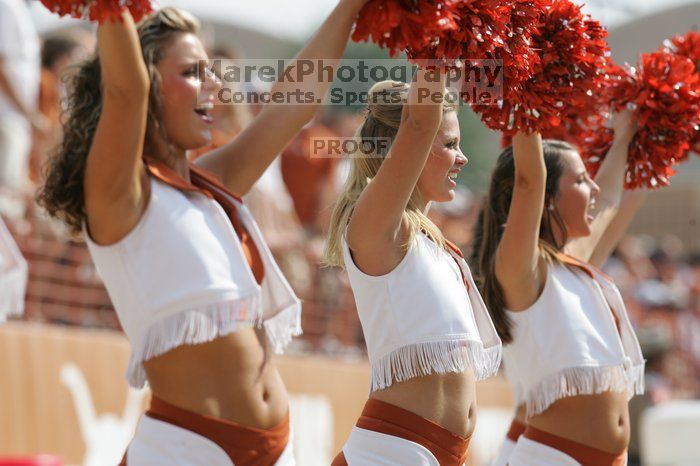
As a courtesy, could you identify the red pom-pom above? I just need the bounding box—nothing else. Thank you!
[500,0,549,83]
[408,0,512,61]
[662,31,700,155]
[40,0,154,23]
[500,110,609,152]
[473,0,610,136]
[446,0,545,100]
[663,31,700,73]
[579,127,613,178]
[352,0,460,57]
[582,51,700,189]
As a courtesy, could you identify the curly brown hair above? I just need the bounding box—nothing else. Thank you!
[37,8,200,235]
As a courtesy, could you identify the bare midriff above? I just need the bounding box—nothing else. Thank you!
[527,391,630,454]
[143,327,288,429]
[369,370,477,439]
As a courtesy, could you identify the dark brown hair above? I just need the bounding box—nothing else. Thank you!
[472,140,576,343]
[37,8,199,235]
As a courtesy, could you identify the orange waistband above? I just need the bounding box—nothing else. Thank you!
[507,420,527,442]
[137,396,289,466]
[357,399,471,466]
[524,425,627,466]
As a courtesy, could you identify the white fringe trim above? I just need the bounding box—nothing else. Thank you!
[0,262,27,322]
[525,362,646,417]
[370,339,502,392]
[264,301,303,354]
[126,294,263,388]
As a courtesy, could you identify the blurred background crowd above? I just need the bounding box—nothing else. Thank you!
[1,1,700,465]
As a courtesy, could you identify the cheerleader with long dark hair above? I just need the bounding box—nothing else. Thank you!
[474,112,646,465]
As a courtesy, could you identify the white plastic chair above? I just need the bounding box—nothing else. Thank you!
[640,400,700,466]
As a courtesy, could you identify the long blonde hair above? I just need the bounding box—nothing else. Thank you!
[323,80,457,268]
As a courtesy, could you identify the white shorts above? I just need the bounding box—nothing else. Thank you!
[507,436,628,466]
[124,415,295,466]
[491,437,517,466]
[340,426,441,466]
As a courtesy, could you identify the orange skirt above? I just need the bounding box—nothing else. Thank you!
[120,396,290,466]
[332,399,471,466]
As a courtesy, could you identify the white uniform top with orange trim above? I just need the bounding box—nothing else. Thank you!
[502,255,645,417]
[84,159,301,388]
[341,230,502,393]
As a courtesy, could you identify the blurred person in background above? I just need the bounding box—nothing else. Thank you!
[627,328,673,466]
[30,30,94,184]
[0,0,44,207]
[0,0,41,322]
[634,247,688,311]
[601,236,655,294]
[429,184,476,250]
[678,252,700,397]
[280,111,341,238]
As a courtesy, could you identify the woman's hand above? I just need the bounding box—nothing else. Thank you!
[404,67,446,130]
[611,109,637,146]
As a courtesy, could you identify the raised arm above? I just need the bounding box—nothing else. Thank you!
[495,132,546,310]
[566,110,636,261]
[346,68,446,276]
[587,188,648,269]
[194,0,368,196]
[83,10,150,245]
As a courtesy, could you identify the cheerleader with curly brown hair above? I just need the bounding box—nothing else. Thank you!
[38,2,368,463]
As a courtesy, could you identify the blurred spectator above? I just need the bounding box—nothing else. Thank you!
[280,115,341,236]
[628,327,674,466]
[30,30,94,183]
[646,246,689,307]
[0,0,42,208]
[0,0,39,322]
[429,185,476,250]
[677,252,700,396]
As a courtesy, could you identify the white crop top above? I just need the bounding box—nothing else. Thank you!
[85,162,301,388]
[342,231,502,392]
[502,257,645,417]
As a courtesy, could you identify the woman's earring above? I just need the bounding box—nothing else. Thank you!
[548,204,555,211]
